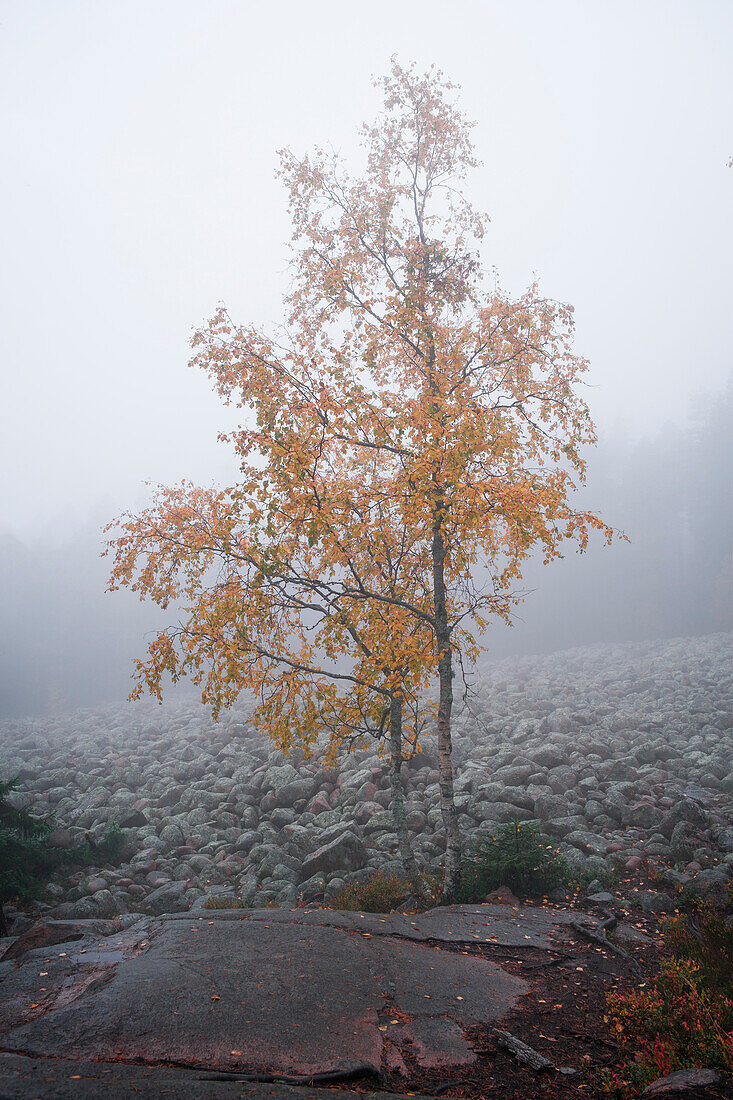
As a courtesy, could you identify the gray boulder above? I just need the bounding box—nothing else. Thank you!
[564,831,610,856]
[67,896,102,919]
[145,880,190,915]
[639,891,675,913]
[299,830,368,880]
[93,889,125,919]
[682,867,731,908]
[659,798,709,838]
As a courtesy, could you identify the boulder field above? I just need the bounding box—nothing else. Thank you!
[0,632,731,927]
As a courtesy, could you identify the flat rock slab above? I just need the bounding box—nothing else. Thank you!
[0,1053,446,1100]
[0,905,594,1082]
[0,909,529,1078]
[160,903,596,949]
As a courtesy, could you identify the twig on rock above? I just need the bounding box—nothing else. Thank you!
[569,919,642,977]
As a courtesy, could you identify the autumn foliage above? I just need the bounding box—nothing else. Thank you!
[105,60,613,899]
[603,906,733,1094]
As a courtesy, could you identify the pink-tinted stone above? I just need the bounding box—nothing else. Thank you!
[308,793,331,815]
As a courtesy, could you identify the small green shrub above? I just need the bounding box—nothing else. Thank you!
[331,871,412,913]
[458,819,572,901]
[71,823,125,867]
[0,777,56,905]
[0,776,126,914]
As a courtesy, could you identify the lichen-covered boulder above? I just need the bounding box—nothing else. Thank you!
[299,830,368,880]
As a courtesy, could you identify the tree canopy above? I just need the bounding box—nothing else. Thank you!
[106,60,613,899]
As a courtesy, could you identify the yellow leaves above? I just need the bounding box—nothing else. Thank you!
[105,60,613,777]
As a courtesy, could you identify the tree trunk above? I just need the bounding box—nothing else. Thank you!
[0,901,9,939]
[432,506,461,902]
[389,694,428,901]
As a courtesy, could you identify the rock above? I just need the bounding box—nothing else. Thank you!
[145,881,190,915]
[274,777,317,808]
[354,799,384,825]
[93,889,125,918]
[233,829,260,853]
[533,793,568,820]
[543,816,585,838]
[494,764,534,784]
[531,746,567,769]
[547,766,577,794]
[485,886,520,906]
[46,827,73,848]
[270,807,295,827]
[642,1068,721,1095]
[1,919,108,961]
[324,876,347,902]
[297,872,327,903]
[362,810,395,834]
[680,786,717,806]
[670,819,699,861]
[158,822,186,847]
[299,830,368,879]
[682,867,731,908]
[557,844,591,873]
[659,798,710,838]
[639,891,675,913]
[67,897,103,919]
[472,801,533,824]
[625,802,664,830]
[307,792,331,815]
[564,831,610,856]
[586,891,615,905]
[120,809,148,827]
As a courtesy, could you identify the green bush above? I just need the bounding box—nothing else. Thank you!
[331,871,412,913]
[71,822,125,867]
[0,776,126,915]
[0,777,56,905]
[458,819,572,901]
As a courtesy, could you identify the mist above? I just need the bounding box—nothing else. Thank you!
[0,375,729,718]
[1,1,731,716]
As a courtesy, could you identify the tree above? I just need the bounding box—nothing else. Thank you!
[0,777,54,937]
[106,60,613,900]
[0,779,123,936]
[106,479,442,894]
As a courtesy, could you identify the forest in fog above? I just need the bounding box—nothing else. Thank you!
[1,377,729,718]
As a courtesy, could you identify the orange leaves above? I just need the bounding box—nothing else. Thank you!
[104,60,616,785]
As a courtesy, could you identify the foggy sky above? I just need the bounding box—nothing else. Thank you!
[1,0,732,543]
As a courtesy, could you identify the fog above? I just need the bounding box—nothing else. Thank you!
[1,2,731,717]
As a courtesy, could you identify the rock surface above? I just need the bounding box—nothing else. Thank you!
[0,1054,445,1100]
[642,1067,722,1095]
[1,905,583,1077]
